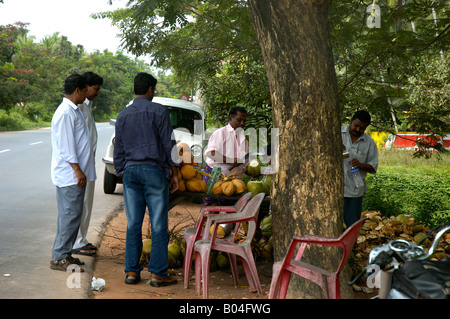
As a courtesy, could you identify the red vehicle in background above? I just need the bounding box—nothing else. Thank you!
[384,133,450,150]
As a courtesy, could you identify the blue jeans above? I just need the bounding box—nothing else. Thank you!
[344,196,363,228]
[123,164,169,277]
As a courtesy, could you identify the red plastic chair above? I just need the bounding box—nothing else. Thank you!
[194,193,266,299]
[269,218,367,299]
[183,192,253,289]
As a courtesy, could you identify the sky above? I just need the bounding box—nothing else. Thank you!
[0,0,136,56]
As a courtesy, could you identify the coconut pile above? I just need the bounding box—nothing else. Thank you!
[175,142,273,198]
[351,210,450,281]
[177,162,272,198]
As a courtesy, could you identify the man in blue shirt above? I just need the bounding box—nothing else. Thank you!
[114,72,179,286]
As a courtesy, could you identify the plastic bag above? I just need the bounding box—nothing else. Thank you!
[91,277,106,291]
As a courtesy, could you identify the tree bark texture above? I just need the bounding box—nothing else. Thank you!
[248,0,351,298]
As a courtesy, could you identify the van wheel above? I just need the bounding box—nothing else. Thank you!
[103,167,117,194]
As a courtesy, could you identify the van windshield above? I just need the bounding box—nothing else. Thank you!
[167,107,203,135]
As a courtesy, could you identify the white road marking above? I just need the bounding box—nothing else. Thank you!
[0,149,11,154]
[30,141,43,145]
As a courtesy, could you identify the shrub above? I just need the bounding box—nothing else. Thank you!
[0,110,26,131]
[430,210,450,227]
[0,109,51,131]
[363,166,450,227]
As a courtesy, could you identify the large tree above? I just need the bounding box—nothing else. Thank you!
[0,23,32,111]
[248,0,348,298]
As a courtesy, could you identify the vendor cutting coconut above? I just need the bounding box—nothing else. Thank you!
[204,106,249,178]
[202,106,249,233]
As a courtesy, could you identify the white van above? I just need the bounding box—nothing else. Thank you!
[102,97,206,194]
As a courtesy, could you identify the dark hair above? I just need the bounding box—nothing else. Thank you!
[64,74,87,95]
[82,71,103,86]
[229,106,247,117]
[352,110,371,125]
[134,72,157,95]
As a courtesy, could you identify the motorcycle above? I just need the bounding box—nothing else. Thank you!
[350,222,450,299]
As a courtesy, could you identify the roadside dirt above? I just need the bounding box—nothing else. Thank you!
[90,200,374,299]
[90,200,273,299]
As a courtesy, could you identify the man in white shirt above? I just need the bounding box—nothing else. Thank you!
[50,74,96,272]
[205,106,249,177]
[202,107,248,207]
[72,72,103,257]
[341,110,378,227]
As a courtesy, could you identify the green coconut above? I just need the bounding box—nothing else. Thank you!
[216,252,230,269]
[262,215,272,227]
[168,251,177,267]
[247,181,264,197]
[168,242,182,259]
[142,238,152,256]
[261,223,272,238]
[247,160,261,176]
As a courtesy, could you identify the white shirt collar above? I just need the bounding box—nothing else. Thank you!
[63,97,79,110]
[343,125,367,142]
[225,123,234,132]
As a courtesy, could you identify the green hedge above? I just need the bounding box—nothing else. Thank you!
[363,166,450,227]
[0,109,50,132]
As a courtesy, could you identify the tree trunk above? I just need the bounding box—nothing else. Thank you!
[248,0,352,298]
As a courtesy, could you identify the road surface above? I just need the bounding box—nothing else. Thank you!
[0,123,124,299]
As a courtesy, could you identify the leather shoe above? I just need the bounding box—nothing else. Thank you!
[125,272,140,284]
[150,274,177,287]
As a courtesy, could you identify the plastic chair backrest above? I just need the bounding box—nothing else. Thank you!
[238,193,265,244]
[194,192,253,229]
[234,192,253,212]
[207,193,265,246]
[336,218,367,273]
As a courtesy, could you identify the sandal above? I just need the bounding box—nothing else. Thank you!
[72,243,97,256]
[72,247,96,256]
[84,243,97,250]
[66,255,85,265]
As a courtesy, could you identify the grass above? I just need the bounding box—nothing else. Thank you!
[378,148,450,167]
[364,148,450,227]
